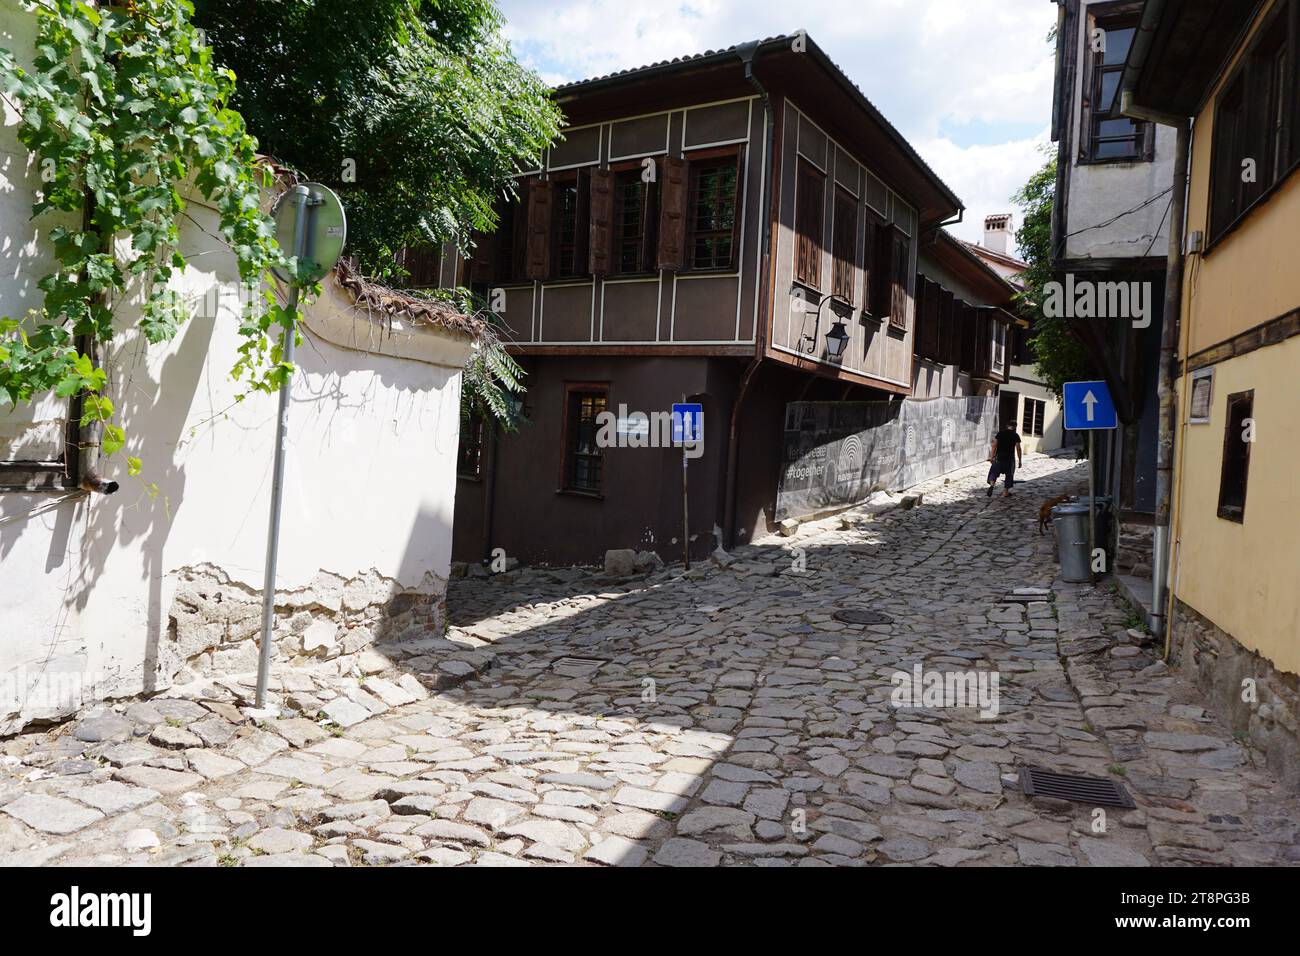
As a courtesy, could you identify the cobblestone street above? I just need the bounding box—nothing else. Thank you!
[3,453,1298,867]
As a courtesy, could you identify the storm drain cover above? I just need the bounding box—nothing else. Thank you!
[1019,765,1135,808]
[833,609,895,626]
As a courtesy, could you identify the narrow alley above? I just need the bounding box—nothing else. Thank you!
[4,453,1296,867]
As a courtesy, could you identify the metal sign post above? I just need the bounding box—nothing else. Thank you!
[1088,431,1096,584]
[672,400,703,572]
[255,183,347,709]
[1062,380,1118,590]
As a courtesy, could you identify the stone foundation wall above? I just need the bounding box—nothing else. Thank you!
[166,564,446,683]
[1171,597,1300,791]
[0,565,447,738]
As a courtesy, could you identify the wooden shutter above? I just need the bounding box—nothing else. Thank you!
[831,187,855,299]
[588,168,614,275]
[912,277,926,357]
[657,156,688,272]
[958,302,976,372]
[938,289,956,365]
[795,162,825,287]
[524,178,553,280]
[574,168,592,275]
[922,278,941,360]
[888,231,909,330]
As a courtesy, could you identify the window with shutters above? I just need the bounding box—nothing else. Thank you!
[863,217,885,318]
[958,302,977,373]
[792,160,825,287]
[1082,6,1151,163]
[494,195,524,284]
[1209,5,1296,245]
[938,288,957,366]
[550,170,590,279]
[612,169,656,274]
[687,155,741,270]
[1217,390,1253,522]
[1022,398,1046,438]
[888,231,909,331]
[992,319,1007,374]
[560,385,608,495]
[831,187,856,301]
[914,277,941,361]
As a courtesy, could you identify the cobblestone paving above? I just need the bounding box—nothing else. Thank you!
[3,454,1298,866]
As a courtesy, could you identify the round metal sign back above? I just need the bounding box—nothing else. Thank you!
[271,182,347,284]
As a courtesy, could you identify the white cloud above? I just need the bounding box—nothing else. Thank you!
[918,130,1053,252]
[497,0,1057,249]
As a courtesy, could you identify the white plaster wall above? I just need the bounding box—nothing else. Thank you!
[0,5,473,727]
[0,7,80,459]
[1005,366,1065,453]
[1062,0,1175,261]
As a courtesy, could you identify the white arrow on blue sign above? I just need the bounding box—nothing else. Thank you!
[672,403,703,444]
[1062,380,1118,430]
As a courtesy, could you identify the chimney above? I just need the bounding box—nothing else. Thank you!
[983,214,1012,256]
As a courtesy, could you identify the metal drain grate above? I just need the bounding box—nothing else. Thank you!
[1019,766,1135,808]
[833,608,895,626]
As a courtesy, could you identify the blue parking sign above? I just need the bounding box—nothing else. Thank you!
[672,403,703,444]
[1062,380,1118,430]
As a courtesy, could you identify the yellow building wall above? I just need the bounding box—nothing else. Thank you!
[1171,339,1300,675]
[1181,0,1300,355]
[1172,0,1300,676]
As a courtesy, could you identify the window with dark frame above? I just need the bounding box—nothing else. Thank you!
[1217,389,1253,523]
[562,386,608,494]
[550,171,589,280]
[612,169,656,274]
[1260,20,1290,188]
[831,187,857,302]
[494,197,522,284]
[686,156,740,271]
[1210,3,1298,243]
[794,160,825,288]
[1022,398,1046,438]
[863,217,883,318]
[1084,9,1150,162]
[0,400,81,493]
[1212,74,1250,238]
[457,414,485,479]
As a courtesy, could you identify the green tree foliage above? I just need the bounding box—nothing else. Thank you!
[0,0,289,457]
[1012,148,1094,398]
[192,1,560,431]
[192,0,563,277]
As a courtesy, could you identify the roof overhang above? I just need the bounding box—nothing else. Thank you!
[925,230,1022,311]
[1121,0,1267,119]
[554,33,964,229]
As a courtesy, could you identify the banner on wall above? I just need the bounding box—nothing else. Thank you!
[775,395,997,521]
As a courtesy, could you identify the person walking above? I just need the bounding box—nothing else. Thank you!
[986,420,1023,498]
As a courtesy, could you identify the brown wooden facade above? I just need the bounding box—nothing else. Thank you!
[443,34,992,566]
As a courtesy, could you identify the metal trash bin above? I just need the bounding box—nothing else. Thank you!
[1074,495,1113,554]
[1052,503,1092,583]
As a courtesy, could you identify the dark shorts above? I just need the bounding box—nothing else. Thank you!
[988,459,1016,488]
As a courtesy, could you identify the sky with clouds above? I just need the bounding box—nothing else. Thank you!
[496,0,1058,256]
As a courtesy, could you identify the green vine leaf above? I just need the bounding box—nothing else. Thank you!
[0,0,292,466]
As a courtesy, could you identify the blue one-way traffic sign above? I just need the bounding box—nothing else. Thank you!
[671,403,703,444]
[1062,380,1117,430]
